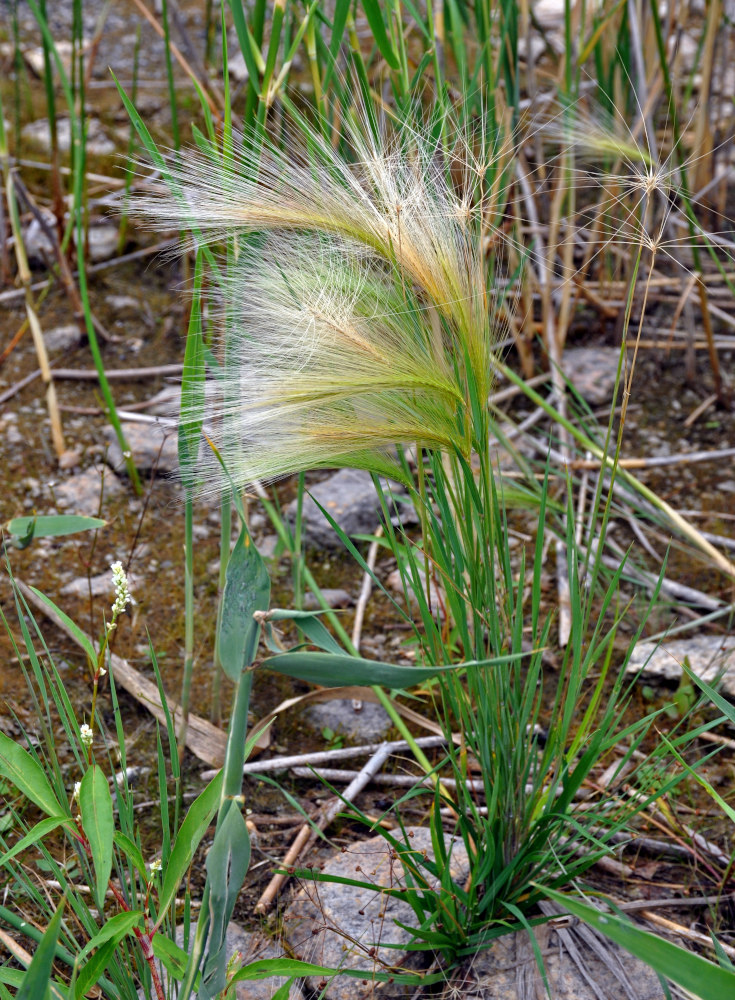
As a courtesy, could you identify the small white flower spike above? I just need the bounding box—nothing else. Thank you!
[79,724,94,748]
[110,561,132,618]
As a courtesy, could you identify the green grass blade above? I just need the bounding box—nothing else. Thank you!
[541,887,735,1000]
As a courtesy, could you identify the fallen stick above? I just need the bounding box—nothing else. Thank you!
[289,767,482,792]
[639,909,735,961]
[202,734,446,781]
[17,580,227,767]
[352,526,382,652]
[52,364,184,380]
[254,741,395,915]
[0,364,184,406]
[568,445,735,470]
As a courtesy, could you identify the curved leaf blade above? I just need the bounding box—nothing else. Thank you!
[79,766,114,907]
[0,731,63,817]
[262,651,519,689]
[155,770,223,928]
[6,515,105,539]
[541,887,735,1000]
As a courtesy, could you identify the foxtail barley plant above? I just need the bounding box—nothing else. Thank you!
[136,118,508,494]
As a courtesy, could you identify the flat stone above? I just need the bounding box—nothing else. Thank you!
[562,347,621,405]
[53,466,124,517]
[303,698,391,742]
[137,923,302,1000]
[106,294,142,314]
[287,469,388,550]
[303,588,353,610]
[387,566,442,616]
[61,567,140,599]
[450,915,665,999]
[21,212,117,264]
[45,323,83,353]
[22,116,116,157]
[203,924,303,1000]
[142,385,181,417]
[21,209,57,264]
[103,420,179,475]
[86,224,119,262]
[626,635,735,695]
[283,827,469,1000]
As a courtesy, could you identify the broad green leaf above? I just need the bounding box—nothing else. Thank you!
[0,731,63,817]
[201,806,251,997]
[155,771,223,928]
[76,910,143,965]
[361,0,400,68]
[152,934,200,983]
[113,831,148,882]
[541,887,735,1000]
[15,897,64,1000]
[6,515,105,540]
[218,529,270,681]
[28,588,96,665]
[74,938,117,999]
[0,816,73,867]
[270,982,295,1000]
[266,608,345,656]
[79,766,114,907]
[263,651,520,689]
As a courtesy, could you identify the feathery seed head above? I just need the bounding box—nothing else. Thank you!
[136,115,506,492]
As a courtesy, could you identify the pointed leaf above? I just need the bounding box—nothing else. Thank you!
[113,831,148,882]
[263,651,521,689]
[0,730,64,817]
[218,529,270,681]
[74,939,117,1000]
[541,887,735,1000]
[361,0,400,68]
[155,771,223,927]
[15,897,64,1000]
[28,588,96,664]
[6,515,105,539]
[0,816,73,867]
[152,934,200,984]
[79,766,114,907]
[77,910,143,965]
[201,806,251,997]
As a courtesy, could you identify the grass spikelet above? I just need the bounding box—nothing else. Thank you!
[136,114,506,491]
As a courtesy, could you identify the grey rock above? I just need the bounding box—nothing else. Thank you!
[450,916,664,999]
[21,209,57,264]
[22,116,116,157]
[53,466,124,517]
[563,347,621,405]
[387,566,442,616]
[137,923,302,1000]
[61,568,140,599]
[106,294,142,314]
[287,469,388,549]
[256,534,279,558]
[141,385,181,417]
[86,224,120,262]
[304,698,391,742]
[103,420,179,475]
[45,323,83,353]
[283,827,469,1000]
[626,635,735,696]
[21,211,117,264]
[303,588,353,610]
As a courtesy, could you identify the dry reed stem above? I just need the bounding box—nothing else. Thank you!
[5,175,65,457]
